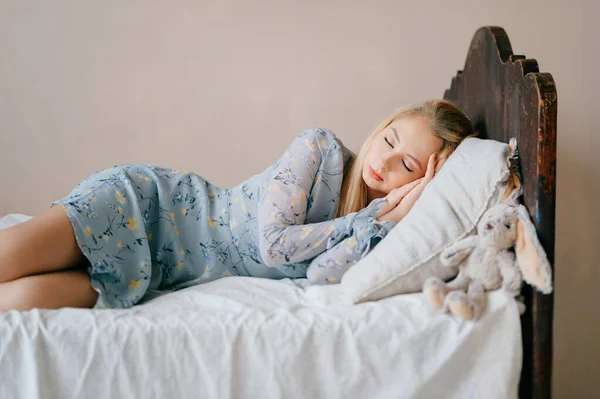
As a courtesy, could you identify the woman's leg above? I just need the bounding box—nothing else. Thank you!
[0,205,85,283]
[0,268,98,311]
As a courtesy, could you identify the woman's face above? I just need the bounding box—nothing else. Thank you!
[362,116,443,200]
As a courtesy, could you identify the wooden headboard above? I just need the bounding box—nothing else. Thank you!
[444,26,557,399]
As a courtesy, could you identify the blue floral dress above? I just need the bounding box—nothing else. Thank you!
[53,128,396,308]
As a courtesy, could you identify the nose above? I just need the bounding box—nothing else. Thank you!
[374,156,391,172]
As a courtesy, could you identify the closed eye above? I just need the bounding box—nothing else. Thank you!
[385,136,412,172]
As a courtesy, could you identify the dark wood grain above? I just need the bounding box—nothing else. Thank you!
[444,26,557,399]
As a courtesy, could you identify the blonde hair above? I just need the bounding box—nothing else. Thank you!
[336,99,476,217]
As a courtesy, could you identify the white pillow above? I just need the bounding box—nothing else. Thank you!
[340,138,513,303]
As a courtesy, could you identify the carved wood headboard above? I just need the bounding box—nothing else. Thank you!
[444,26,557,399]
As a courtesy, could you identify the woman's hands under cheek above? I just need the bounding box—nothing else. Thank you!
[376,153,447,223]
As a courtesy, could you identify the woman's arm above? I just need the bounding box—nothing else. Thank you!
[305,217,395,284]
[257,128,391,267]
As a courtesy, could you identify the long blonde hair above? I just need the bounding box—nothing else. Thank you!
[336,99,476,217]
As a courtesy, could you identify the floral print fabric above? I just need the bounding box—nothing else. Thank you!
[53,128,396,308]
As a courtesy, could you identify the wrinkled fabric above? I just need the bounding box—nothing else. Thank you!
[53,128,395,308]
[0,276,522,399]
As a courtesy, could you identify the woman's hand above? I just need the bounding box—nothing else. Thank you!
[376,153,447,223]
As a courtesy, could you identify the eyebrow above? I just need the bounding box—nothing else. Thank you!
[390,126,423,170]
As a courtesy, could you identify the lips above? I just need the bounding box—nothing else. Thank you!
[368,166,384,181]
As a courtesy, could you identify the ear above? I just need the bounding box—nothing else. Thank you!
[515,205,553,294]
[508,137,518,155]
[502,138,523,205]
[501,172,522,205]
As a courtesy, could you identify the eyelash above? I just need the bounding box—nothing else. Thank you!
[385,137,413,172]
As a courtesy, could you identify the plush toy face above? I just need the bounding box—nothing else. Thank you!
[476,204,518,250]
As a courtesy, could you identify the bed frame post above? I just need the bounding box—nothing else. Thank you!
[444,26,557,399]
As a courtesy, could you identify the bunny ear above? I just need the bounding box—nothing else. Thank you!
[515,205,553,294]
[501,172,523,205]
[508,137,518,155]
[504,138,523,205]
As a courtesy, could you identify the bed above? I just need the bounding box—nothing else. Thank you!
[0,26,556,399]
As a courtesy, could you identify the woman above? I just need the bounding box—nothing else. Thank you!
[0,99,474,310]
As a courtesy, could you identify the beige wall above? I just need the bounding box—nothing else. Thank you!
[0,1,597,396]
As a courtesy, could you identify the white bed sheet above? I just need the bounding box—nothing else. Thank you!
[0,215,522,399]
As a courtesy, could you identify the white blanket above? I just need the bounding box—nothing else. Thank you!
[0,215,522,399]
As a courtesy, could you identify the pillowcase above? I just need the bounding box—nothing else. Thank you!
[340,137,514,303]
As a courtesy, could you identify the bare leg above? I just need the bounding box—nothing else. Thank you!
[0,269,98,311]
[0,206,85,283]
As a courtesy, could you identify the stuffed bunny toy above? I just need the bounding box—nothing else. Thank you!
[423,201,553,321]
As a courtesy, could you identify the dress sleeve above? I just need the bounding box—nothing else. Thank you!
[257,128,396,269]
[305,216,395,285]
